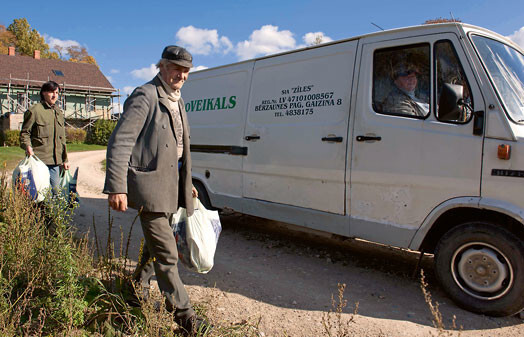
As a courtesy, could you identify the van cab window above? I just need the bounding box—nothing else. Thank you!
[373,44,430,118]
[435,40,473,123]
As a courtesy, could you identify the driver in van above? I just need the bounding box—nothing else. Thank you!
[382,62,429,117]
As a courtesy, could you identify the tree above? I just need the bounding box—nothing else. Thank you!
[54,45,65,59]
[312,34,324,45]
[6,18,95,64]
[65,45,98,66]
[7,18,56,58]
[0,24,16,55]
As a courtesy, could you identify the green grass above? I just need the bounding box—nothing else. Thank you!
[67,143,106,152]
[0,144,106,170]
[0,146,26,170]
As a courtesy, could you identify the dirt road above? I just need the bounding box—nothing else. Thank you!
[70,150,523,336]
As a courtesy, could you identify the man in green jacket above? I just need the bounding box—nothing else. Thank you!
[20,81,70,194]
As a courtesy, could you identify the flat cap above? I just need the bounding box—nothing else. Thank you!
[393,62,420,79]
[162,45,193,68]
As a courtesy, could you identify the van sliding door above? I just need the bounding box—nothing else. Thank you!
[242,41,357,214]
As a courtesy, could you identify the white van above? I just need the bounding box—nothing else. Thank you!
[182,23,524,317]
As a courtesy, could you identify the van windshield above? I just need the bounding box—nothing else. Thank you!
[471,35,524,123]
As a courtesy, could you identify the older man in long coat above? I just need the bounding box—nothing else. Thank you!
[103,45,209,335]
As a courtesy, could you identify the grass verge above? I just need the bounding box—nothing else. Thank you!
[0,144,105,171]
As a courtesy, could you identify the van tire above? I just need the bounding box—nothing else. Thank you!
[192,180,213,210]
[434,222,524,316]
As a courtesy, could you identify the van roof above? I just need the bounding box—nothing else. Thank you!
[190,22,519,74]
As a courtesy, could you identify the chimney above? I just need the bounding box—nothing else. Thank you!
[33,50,40,60]
[8,46,15,56]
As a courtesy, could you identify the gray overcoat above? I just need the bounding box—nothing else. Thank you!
[103,75,194,215]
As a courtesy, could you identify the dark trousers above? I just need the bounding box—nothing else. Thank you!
[136,211,194,318]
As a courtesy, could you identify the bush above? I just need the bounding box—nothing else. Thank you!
[66,127,87,144]
[86,120,116,146]
[0,175,90,335]
[0,130,20,147]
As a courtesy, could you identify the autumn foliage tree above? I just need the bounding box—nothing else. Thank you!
[0,24,16,55]
[66,45,98,65]
[7,18,59,59]
[2,17,97,66]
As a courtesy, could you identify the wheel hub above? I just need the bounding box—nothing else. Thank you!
[456,245,509,295]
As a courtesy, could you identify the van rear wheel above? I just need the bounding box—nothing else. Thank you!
[434,222,524,316]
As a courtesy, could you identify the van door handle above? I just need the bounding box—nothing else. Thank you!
[321,136,343,143]
[245,135,260,141]
[356,135,382,142]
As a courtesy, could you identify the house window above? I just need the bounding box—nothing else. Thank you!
[52,70,64,76]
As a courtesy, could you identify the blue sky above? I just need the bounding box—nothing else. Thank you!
[2,0,524,105]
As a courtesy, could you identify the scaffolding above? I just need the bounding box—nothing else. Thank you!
[1,74,120,126]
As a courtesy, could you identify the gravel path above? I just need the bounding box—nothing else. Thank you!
[69,150,523,337]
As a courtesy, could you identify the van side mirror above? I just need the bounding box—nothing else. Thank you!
[438,83,463,121]
[438,83,483,135]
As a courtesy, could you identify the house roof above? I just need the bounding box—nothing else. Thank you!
[0,53,115,94]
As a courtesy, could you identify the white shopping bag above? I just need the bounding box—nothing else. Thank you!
[172,198,222,273]
[12,155,51,202]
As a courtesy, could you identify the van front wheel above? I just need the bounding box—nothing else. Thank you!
[434,222,524,316]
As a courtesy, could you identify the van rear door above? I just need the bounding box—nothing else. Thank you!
[242,42,357,214]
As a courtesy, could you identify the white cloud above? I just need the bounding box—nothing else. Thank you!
[112,102,123,114]
[123,86,135,95]
[236,25,296,60]
[45,35,81,50]
[507,26,524,49]
[110,69,120,74]
[190,65,208,72]
[131,64,157,81]
[302,32,333,46]
[176,26,233,55]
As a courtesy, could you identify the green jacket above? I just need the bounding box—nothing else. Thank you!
[19,101,68,166]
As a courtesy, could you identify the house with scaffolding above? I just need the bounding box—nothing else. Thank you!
[0,46,119,131]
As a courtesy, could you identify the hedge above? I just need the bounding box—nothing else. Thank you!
[1,130,20,147]
[66,127,87,144]
[85,120,117,146]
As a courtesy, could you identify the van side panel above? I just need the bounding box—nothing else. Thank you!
[184,62,254,201]
[242,42,357,215]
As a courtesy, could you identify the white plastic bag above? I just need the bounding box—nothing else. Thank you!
[12,155,50,202]
[59,167,80,206]
[172,198,222,273]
